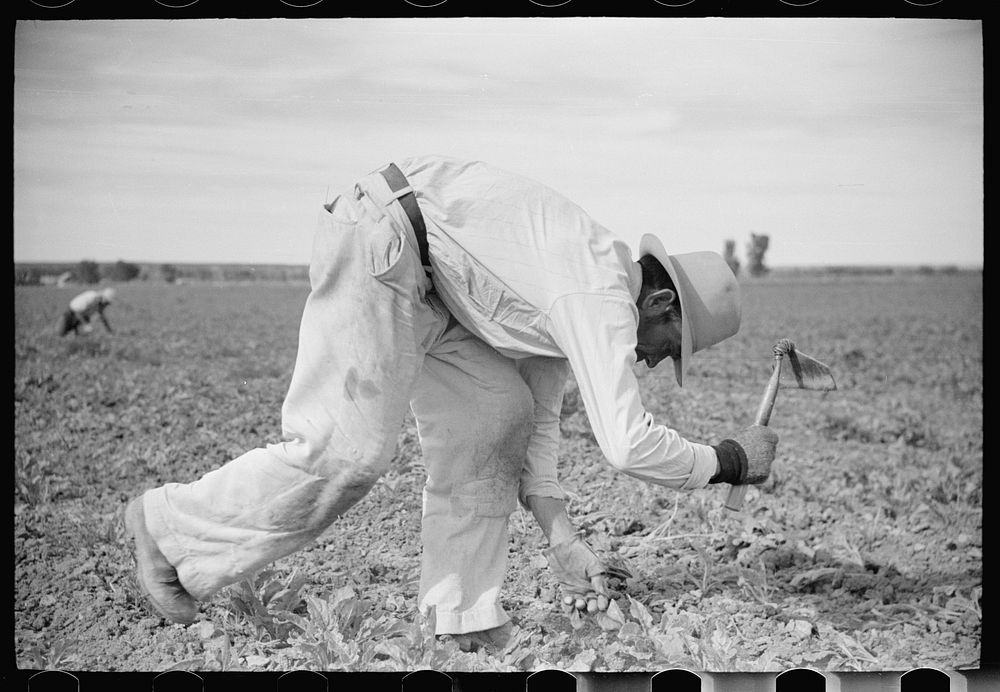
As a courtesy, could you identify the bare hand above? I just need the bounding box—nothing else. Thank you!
[543,534,631,614]
[559,574,611,614]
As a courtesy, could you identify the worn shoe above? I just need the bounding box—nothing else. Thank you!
[440,621,513,653]
[124,497,198,625]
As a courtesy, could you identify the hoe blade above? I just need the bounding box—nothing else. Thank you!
[785,348,838,391]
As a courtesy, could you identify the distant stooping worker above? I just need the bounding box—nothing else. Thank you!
[60,287,116,336]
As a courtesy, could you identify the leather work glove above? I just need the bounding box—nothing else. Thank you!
[727,424,779,485]
[543,534,632,614]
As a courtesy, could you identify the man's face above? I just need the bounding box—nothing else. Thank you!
[635,312,682,368]
[635,287,682,369]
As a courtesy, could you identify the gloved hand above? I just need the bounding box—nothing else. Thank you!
[729,424,779,484]
[543,534,631,614]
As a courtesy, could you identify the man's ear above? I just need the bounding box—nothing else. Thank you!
[640,288,676,315]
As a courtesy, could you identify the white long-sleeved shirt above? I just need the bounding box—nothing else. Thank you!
[69,290,110,318]
[397,155,719,499]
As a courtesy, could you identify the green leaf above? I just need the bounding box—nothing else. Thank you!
[163,657,202,672]
[628,596,654,630]
[373,639,408,664]
[261,579,284,606]
[569,649,597,671]
[594,611,623,631]
[606,598,626,624]
[332,585,357,607]
[653,631,686,658]
[243,654,270,668]
[618,621,643,639]
[273,611,308,633]
[229,595,253,617]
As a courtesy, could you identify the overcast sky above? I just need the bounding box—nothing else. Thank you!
[14,18,983,268]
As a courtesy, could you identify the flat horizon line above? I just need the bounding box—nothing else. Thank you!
[13,260,984,271]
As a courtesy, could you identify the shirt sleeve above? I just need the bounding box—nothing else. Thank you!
[514,356,570,508]
[547,292,718,490]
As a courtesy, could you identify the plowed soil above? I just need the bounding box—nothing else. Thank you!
[14,273,982,673]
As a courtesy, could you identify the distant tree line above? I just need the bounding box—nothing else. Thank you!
[719,235,970,279]
[723,233,771,278]
[13,255,971,288]
[14,260,310,286]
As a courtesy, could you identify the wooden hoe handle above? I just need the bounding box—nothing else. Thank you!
[724,352,785,512]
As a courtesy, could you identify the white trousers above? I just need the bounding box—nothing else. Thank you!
[141,170,533,634]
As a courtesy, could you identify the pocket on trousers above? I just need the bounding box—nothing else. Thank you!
[324,193,360,224]
[451,476,518,518]
[366,216,407,279]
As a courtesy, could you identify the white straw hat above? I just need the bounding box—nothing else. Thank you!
[638,234,742,386]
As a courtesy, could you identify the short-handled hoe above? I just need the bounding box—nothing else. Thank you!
[725,338,838,512]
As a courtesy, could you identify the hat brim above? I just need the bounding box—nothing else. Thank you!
[639,234,692,387]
